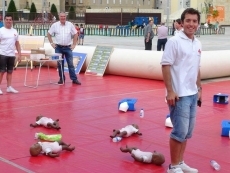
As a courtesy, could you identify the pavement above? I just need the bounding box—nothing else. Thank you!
[43,27,230,51]
[58,27,229,51]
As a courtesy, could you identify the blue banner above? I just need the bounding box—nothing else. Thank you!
[64,52,87,74]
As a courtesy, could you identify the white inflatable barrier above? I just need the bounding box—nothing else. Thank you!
[44,43,230,80]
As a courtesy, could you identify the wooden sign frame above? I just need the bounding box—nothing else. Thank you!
[85,45,113,76]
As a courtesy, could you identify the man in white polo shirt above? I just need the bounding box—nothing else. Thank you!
[47,12,81,85]
[161,8,202,173]
[0,14,21,94]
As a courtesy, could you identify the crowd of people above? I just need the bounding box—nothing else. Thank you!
[143,16,221,51]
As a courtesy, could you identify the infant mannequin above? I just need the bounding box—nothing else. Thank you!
[30,141,75,158]
[120,145,165,165]
[30,115,61,130]
[110,124,142,138]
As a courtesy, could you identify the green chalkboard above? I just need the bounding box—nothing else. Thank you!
[85,45,113,76]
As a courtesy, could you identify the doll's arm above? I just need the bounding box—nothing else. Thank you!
[30,123,39,127]
[47,152,60,158]
[131,153,143,162]
[136,131,142,135]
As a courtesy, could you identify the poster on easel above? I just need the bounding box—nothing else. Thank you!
[85,45,113,76]
[64,52,87,74]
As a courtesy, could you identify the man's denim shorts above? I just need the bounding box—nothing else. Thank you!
[169,94,198,142]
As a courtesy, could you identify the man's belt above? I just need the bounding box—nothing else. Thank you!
[56,44,71,47]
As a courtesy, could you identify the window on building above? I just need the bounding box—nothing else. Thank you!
[107,0,109,4]
[100,0,102,4]
[137,0,139,5]
[113,0,115,4]
[120,0,121,4]
[143,0,144,5]
[148,0,150,5]
[131,0,133,5]
[93,0,95,3]
[65,0,69,5]
[79,0,82,3]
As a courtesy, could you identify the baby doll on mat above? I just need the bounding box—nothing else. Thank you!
[30,115,61,130]
[110,124,142,139]
[120,145,165,165]
[30,140,75,158]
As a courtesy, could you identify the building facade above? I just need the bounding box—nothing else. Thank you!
[0,0,63,12]
[65,0,157,13]
[0,0,229,24]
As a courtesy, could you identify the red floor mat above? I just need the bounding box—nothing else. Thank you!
[0,68,230,173]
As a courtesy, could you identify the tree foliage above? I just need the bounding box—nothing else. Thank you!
[68,6,76,20]
[29,3,37,20]
[212,10,219,19]
[7,0,18,20]
[50,4,59,20]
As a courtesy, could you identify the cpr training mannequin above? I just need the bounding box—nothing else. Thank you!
[30,141,75,158]
[30,115,61,130]
[120,145,165,165]
[110,124,142,138]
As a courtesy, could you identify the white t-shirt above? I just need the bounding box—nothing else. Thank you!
[131,149,153,163]
[38,142,62,155]
[120,125,138,137]
[36,117,54,127]
[161,31,201,97]
[48,21,77,45]
[174,28,183,36]
[0,27,19,56]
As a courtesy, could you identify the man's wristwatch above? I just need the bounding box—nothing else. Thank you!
[198,87,202,91]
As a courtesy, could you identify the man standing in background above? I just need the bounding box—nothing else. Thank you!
[157,22,168,51]
[174,19,183,36]
[0,14,21,94]
[47,12,81,85]
[171,20,175,35]
[144,20,154,50]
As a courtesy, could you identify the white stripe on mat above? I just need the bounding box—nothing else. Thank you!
[0,157,35,173]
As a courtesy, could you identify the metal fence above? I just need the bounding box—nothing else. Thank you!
[0,12,85,24]
[14,24,225,37]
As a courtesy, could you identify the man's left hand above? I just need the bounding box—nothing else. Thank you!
[198,90,202,102]
[71,44,76,50]
[18,55,22,62]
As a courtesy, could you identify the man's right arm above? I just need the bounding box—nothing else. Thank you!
[162,65,173,93]
[146,26,151,42]
[162,65,178,106]
[161,39,178,106]
[47,26,56,48]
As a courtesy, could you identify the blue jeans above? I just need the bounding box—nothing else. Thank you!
[55,45,77,81]
[169,94,198,142]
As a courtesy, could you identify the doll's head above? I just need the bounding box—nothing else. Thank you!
[30,143,42,156]
[132,124,139,129]
[36,115,43,121]
[152,151,165,166]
